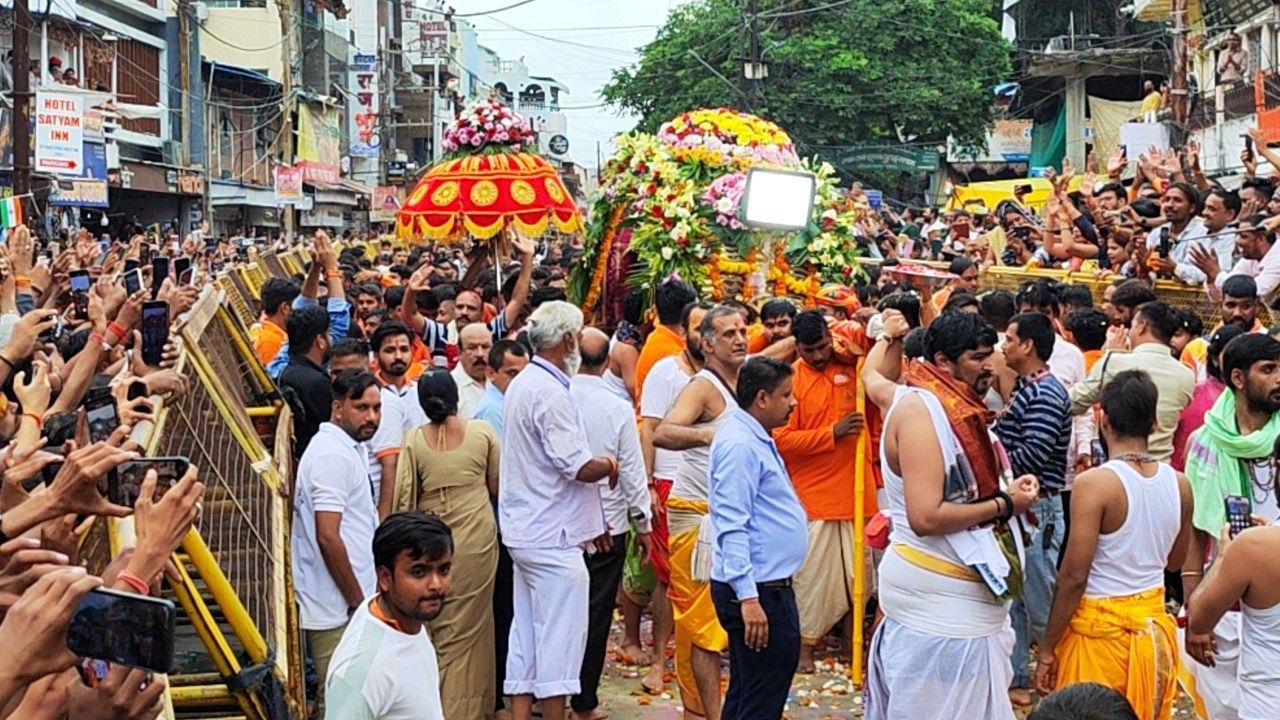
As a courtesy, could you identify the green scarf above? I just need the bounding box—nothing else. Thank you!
[1184,389,1280,535]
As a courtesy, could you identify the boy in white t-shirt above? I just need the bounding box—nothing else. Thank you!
[325,512,453,720]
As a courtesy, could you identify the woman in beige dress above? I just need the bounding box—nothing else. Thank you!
[393,369,499,720]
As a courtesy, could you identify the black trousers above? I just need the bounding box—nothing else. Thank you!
[711,580,800,720]
[571,532,628,713]
[493,536,515,711]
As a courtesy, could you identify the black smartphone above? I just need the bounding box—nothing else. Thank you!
[150,257,169,299]
[1014,183,1033,195]
[66,587,177,673]
[139,242,153,266]
[38,314,64,345]
[124,258,139,273]
[1226,494,1252,539]
[84,391,119,443]
[69,269,91,321]
[173,257,191,286]
[140,301,169,367]
[123,268,143,297]
[108,456,190,507]
[1244,134,1255,160]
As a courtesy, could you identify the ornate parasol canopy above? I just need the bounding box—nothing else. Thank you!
[395,152,583,242]
[394,100,583,243]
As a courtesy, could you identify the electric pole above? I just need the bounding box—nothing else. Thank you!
[277,0,296,238]
[178,0,191,165]
[1170,0,1189,125]
[12,0,32,201]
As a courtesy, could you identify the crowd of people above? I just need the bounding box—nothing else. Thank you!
[9,122,1280,720]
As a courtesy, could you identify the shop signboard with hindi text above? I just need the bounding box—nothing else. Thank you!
[349,52,380,158]
[296,103,341,184]
[48,178,108,207]
[34,90,84,176]
[839,144,939,173]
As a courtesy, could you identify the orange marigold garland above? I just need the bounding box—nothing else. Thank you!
[741,248,758,301]
[709,252,725,300]
[804,264,820,308]
[773,244,789,297]
[582,205,625,315]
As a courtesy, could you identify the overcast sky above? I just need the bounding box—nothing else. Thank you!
[467,0,683,167]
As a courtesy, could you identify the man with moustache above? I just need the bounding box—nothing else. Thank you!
[368,321,428,519]
[291,370,383,714]
[1182,334,1280,719]
[861,310,1039,720]
[654,305,750,720]
[325,511,452,719]
[709,357,809,719]
[500,301,620,720]
[1198,213,1280,299]
[453,322,493,419]
[1181,275,1266,381]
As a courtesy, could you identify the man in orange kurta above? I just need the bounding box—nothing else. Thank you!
[635,280,697,395]
[775,310,878,673]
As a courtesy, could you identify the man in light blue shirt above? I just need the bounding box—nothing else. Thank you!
[709,356,808,720]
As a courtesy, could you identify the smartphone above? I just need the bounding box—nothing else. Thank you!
[150,257,169,299]
[66,587,177,673]
[109,456,190,507]
[1244,134,1255,161]
[1225,494,1252,539]
[173,257,192,286]
[1014,183,1033,195]
[140,301,169,367]
[69,269,91,320]
[124,258,139,273]
[139,242,153,266]
[123,268,143,297]
[38,314,64,345]
[84,392,119,443]
[39,459,65,487]
[952,223,970,240]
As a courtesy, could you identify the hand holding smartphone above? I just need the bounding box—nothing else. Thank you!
[140,301,169,367]
[66,587,177,673]
[69,269,91,321]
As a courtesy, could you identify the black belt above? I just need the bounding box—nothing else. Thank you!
[758,578,792,589]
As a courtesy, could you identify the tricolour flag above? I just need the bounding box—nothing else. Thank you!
[0,197,22,229]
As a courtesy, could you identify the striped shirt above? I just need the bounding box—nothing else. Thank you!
[994,368,1072,492]
[420,313,509,353]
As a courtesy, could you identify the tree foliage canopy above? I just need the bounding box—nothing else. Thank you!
[602,0,1014,152]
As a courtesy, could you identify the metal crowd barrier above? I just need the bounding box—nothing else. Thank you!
[75,245,315,720]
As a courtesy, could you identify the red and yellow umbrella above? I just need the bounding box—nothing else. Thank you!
[395,152,583,243]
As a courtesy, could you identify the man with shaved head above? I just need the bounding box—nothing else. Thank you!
[569,326,652,720]
[452,322,494,419]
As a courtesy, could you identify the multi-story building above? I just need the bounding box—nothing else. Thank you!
[478,44,571,163]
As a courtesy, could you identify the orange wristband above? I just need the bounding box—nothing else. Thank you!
[21,412,41,428]
[117,570,150,596]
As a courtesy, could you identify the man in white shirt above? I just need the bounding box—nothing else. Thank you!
[325,511,451,720]
[500,301,620,720]
[368,320,427,519]
[569,327,653,720]
[452,322,491,419]
[634,301,710,694]
[1195,214,1280,300]
[1145,182,1218,285]
[291,370,383,713]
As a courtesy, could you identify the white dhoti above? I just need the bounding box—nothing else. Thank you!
[793,519,875,644]
[865,546,1016,720]
[505,545,590,699]
[1179,611,1241,720]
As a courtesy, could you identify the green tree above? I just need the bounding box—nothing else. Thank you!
[602,0,1013,152]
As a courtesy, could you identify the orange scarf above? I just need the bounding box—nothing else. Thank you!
[904,360,1000,498]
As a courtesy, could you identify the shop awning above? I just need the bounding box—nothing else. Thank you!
[210,181,276,208]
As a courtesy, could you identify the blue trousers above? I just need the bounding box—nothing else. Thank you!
[711,580,800,720]
[1011,494,1064,687]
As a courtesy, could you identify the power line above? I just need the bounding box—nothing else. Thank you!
[417,0,539,17]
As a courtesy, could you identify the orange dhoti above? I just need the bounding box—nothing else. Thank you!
[666,497,728,718]
[1053,587,1179,720]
